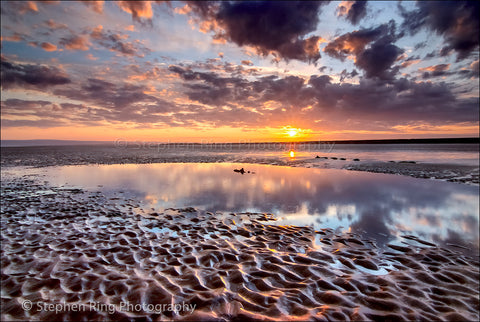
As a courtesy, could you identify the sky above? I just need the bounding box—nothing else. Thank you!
[1,1,479,142]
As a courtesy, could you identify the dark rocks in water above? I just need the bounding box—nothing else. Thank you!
[339,158,346,160]
[388,161,396,163]
[234,168,245,174]
[353,158,360,161]
[331,157,338,160]
[233,168,255,174]
[316,155,320,158]
[399,161,416,164]
[316,156,328,159]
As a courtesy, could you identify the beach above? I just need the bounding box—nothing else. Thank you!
[1,143,479,185]
[1,144,479,321]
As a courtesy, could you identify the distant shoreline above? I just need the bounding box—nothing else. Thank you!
[1,137,479,147]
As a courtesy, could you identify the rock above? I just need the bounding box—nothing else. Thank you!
[233,168,245,174]
[353,158,360,161]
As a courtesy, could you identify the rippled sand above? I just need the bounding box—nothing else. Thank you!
[1,178,479,321]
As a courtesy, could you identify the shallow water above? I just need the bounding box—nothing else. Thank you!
[9,162,479,256]
[2,163,479,321]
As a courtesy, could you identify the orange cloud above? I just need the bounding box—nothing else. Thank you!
[125,25,135,31]
[21,1,38,14]
[41,42,57,52]
[60,35,90,51]
[399,59,420,69]
[174,4,191,15]
[81,0,104,14]
[418,64,450,72]
[45,19,68,30]
[1,34,24,42]
[117,1,153,19]
[86,53,98,61]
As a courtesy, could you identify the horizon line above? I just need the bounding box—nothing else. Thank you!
[1,137,479,147]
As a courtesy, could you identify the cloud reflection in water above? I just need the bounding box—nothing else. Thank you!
[48,163,479,255]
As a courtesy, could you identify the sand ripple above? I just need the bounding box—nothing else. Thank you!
[1,179,479,321]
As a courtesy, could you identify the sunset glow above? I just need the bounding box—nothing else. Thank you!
[288,129,299,137]
[0,1,478,142]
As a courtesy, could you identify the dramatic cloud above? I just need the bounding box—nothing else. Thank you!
[355,35,403,79]
[337,1,368,25]
[1,58,71,89]
[325,21,403,79]
[185,1,328,63]
[324,24,389,60]
[400,1,480,60]
[1,1,478,138]
[167,64,478,128]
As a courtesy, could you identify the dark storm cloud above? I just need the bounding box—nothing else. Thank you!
[2,65,478,130]
[324,23,390,60]
[355,35,403,79]
[337,1,368,25]
[0,58,71,89]
[324,21,403,79]
[168,64,478,128]
[399,1,479,60]
[168,65,251,106]
[187,1,329,63]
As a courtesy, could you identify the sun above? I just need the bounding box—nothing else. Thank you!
[287,128,298,137]
[281,126,311,140]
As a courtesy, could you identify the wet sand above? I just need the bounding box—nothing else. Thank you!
[1,145,478,185]
[344,161,479,185]
[1,175,479,321]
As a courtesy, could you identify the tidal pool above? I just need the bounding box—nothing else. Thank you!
[13,162,479,255]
